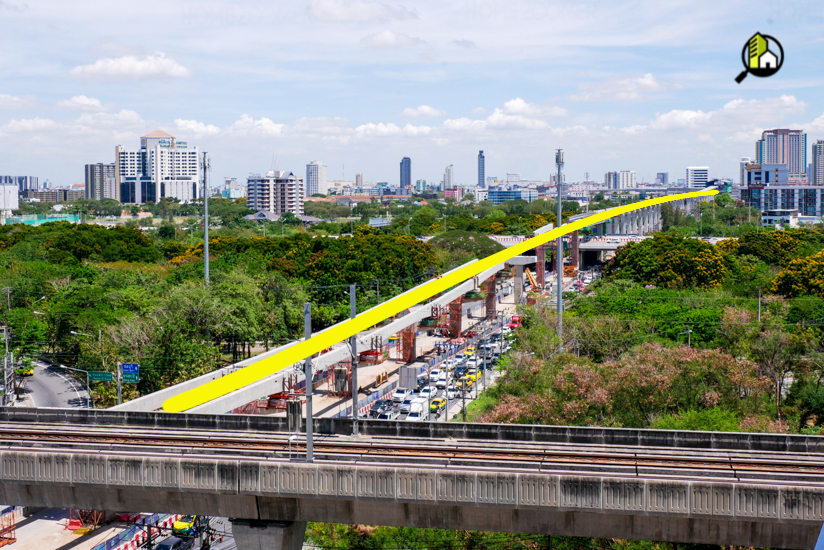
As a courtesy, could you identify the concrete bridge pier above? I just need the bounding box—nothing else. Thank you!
[514,264,524,304]
[231,519,307,550]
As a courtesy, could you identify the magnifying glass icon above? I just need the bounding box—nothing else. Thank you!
[736,32,783,84]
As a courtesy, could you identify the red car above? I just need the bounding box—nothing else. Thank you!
[508,315,521,329]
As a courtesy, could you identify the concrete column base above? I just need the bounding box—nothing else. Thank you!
[231,519,307,550]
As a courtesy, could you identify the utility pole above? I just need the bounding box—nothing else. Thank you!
[462,384,466,422]
[350,285,358,436]
[304,303,314,462]
[201,152,211,284]
[758,287,762,322]
[116,362,122,405]
[556,149,564,352]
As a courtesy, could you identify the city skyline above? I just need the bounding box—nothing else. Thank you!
[1,1,824,186]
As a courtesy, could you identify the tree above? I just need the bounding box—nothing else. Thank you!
[750,326,810,418]
[714,193,734,207]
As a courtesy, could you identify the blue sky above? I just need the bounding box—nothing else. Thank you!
[1,0,823,187]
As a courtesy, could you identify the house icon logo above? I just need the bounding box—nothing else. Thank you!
[736,33,784,83]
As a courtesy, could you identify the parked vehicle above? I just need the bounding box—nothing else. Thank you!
[377,409,400,420]
[509,315,521,329]
[392,388,412,403]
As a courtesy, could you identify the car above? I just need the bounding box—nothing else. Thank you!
[15,366,33,377]
[441,359,456,371]
[429,369,441,383]
[389,333,400,342]
[509,315,521,329]
[454,353,467,364]
[392,388,412,403]
[419,386,434,400]
[465,346,476,356]
[377,409,400,420]
[435,371,449,389]
[405,411,427,421]
[466,369,481,382]
[456,377,473,390]
[172,515,201,537]
[156,537,194,550]
[465,358,478,369]
[446,385,460,399]
[501,326,512,336]
[369,401,392,418]
[454,366,466,379]
[430,397,446,412]
[400,396,416,413]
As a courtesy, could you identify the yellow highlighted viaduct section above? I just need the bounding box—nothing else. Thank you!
[163,189,718,412]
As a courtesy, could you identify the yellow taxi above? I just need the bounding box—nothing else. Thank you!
[172,515,201,537]
[430,397,446,412]
[455,377,473,390]
[465,369,480,382]
[465,346,476,356]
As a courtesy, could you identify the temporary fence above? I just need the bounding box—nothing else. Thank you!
[91,513,180,550]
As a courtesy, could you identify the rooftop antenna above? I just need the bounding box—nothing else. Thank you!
[270,154,279,173]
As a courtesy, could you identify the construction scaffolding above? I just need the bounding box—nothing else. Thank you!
[359,335,388,365]
[66,509,104,535]
[327,360,351,398]
[0,512,14,547]
[419,305,448,327]
[399,325,416,364]
[446,296,463,338]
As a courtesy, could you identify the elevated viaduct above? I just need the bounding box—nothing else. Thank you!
[1,409,824,549]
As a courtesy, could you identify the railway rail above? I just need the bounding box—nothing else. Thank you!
[2,422,824,484]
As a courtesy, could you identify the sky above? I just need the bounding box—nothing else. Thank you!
[1,0,823,187]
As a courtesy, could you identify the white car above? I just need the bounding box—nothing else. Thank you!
[436,371,449,389]
[419,386,434,400]
[501,326,512,336]
[454,353,468,365]
[400,397,416,413]
[446,386,459,400]
[429,369,441,383]
[392,388,412,403]
[441,359,456,371]
[405,411,426,421]
[465,358,478,369]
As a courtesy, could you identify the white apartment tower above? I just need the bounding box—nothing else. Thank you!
[739,157,752,186]
[443,164,454,190]
[85,163,117,201]
[306,161,328,197]
[115,131,200,204]
[686,166,709,187]
[247,171,305,216]
[618,170,636,189]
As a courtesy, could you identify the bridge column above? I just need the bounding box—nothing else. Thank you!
[231,520,307,550]
[514,264,524,304]
[570,230,579,268]
[535,246,545,289]
[485,276,496,319]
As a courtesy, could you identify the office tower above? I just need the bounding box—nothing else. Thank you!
[755,129,807,178]
[478,151,485,187]
[686,166,709,187]
[507,173,521,183]
[618,170,636,189]
[656,172,668,185]
[444,165,454,190]
[400,157,411,188]
[415,179,427,193]
[0,183,18,216]
[0,176,38,192]
[811,141,824,186]
[306,160,328,197]
[84,163,117,201]
[247,171,305,216]
[355,173,364,186]
[605,172,618,190]
[115,131,200,204]
[739,157,752,186]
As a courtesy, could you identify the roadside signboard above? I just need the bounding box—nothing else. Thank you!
[89,371,114,382]
[121,363,139,383]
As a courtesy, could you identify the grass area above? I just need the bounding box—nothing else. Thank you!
[452,391,499,422]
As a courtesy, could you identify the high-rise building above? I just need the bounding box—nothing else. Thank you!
[1,183,18,216]
[811,141,824,186]
[400,157,411,189]
[306,161,328,197]
[478,151,485,187]
[443,165,454,190]
[656,172,669,185]
[605,172,618,190]
[686,166,709,187]
[0,176,39,192]
[618,170,636,188]
[415,179,427,193]
[355,173,364,187]
[247,171,304,216]
[739,157,752,186]
[755,129,807,179]
[115,131,200,204]
[84,163,116,201]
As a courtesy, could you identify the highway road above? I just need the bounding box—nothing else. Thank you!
[18,360,90,408]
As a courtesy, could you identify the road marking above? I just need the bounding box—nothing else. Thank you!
[163,189,718,412]
[52,368,85,407]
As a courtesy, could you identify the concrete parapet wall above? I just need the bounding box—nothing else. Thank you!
[4,407,824,453]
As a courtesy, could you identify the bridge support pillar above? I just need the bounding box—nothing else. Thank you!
[570,231,579,268]
[231,519,307,550]
[514,265,523,304]
[485,276,496,319]
[535,245,545,289]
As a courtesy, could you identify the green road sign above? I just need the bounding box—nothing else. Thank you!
[89,371,113,382]
[122,373,139,384]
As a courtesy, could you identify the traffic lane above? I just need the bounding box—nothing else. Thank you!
[19,362,90,408]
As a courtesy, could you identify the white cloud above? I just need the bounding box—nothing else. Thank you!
[175,119,220,137]
[0,94,30,109]
[57,95,104,111]
[70,52,191,80]
[450,39,477,49]
[649,95,806,131]
[2,117,55,132]
[307,0,416,22]
[471,107,487,115]
[571,73,681,101]
[353,122,431,137]
[400,105,446,118]
[361,29,423,48]
[228,114,285,137]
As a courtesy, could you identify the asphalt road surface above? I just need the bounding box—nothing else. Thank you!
[18,360,90,408]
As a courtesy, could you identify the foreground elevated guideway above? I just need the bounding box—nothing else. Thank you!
[2,409,824,549]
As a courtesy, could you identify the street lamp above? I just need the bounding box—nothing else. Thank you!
[678,325,693,348]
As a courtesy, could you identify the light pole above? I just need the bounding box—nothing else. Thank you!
[200,152,211,284]
[555,149,564,353]
[679,325,693,348]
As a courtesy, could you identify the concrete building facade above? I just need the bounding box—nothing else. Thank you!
[84,163,116,201]
[811,140,824,186]
[399,157,411,189]
[686,166,709,187]
[305,161,328,197]
[115,131,200,204]
[478,150,485,187]
[756,129,807,180]
[443,165,454,190]
[247,171,305,216]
